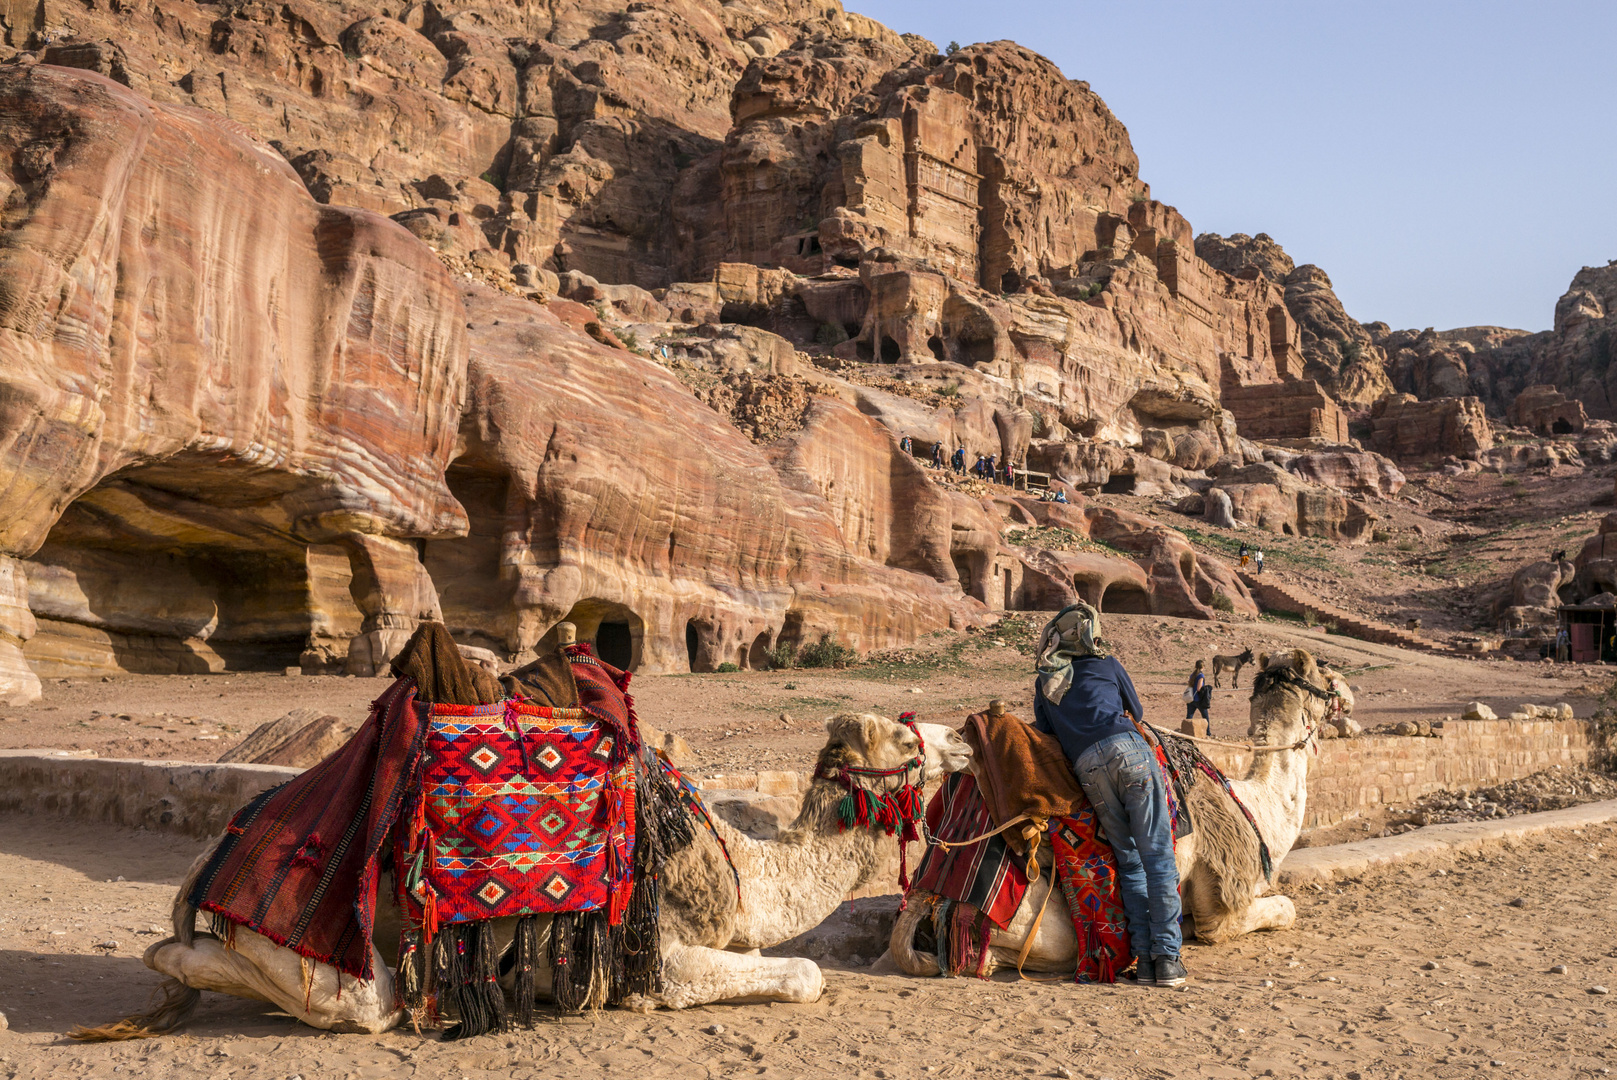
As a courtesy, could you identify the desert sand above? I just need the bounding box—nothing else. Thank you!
[0,812,1613,1079]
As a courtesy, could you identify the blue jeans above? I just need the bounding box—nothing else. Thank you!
[1074,732,1182,961]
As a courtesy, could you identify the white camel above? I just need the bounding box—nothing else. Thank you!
[124,713,971,1033]
[890,649,1335,977]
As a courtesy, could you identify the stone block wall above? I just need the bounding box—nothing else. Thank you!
[1205,717,1599,829]
[1221,378,1351,443]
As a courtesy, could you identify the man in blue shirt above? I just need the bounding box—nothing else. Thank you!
[1031,603,1186,987]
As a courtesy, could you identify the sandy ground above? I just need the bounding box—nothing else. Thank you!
[1,616,1605,781]
[1,812,1614,1079]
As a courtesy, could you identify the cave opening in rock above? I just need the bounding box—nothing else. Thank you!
[685,621,699,671]
[1553,418,1574,434]
[748,631,772,670]
[1000,270,1022,294]
[833,255,859,269]
[927,335,946,361]
[943,295,997,367]
[1101,474,1137,495]
[856,337,874,361]
[1100,582,1150,615]
[20,456,326,676]
[555,597,643,671]
[880,336,901,363]
[596,621,633,669]
[842,321,861,340]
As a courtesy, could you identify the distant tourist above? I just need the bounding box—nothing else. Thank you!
[1556,626,1570,663]
[900,434,913,456]
[985,454,997,480]
[1238,542,1250,569]
[1185,660,1211,734]
[952,447,966,474]
[1054,489,1069,504]
[1254,550,1265,575]
[931,443,945,469]
[1003,459,1016,486]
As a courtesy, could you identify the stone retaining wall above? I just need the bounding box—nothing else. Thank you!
[0,749,298,839]
[0,716,1601,838]
[1201,717,1600,828]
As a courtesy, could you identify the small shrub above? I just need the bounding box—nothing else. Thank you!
[1303,610,1320,628]
[938,382,961,398]
[480,170,506,193]
[618,329,640,351]
[1372,528,1391,543]
[1340,338,1363,365]
[1395,539,1417,552]
[815,322,849,347]
[715,661,740,673]
[1029,410,1046,437]
[1210,589,1235,614]
[947,40,961,54]
[768,642,798,669]
[796,634,858,669]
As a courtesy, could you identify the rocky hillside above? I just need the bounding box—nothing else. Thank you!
[0,0,1559,704]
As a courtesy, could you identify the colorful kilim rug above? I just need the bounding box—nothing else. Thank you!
[396,700,638,934]
[912,772,1027,929]
[909,771,1130,984]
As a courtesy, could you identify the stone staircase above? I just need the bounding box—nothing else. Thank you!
[1236,571,1450,653]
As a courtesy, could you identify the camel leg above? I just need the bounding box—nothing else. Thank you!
[1187,892,1296,944]
[623,942,823,1011]
[145,930,403,1034]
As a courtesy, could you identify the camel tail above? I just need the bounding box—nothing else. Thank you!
[70,977,202,1042]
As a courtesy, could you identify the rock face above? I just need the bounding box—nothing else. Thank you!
[1196,233,1392,406]
[1507,384,1588,435]
[1368,394,1494,463]
[1210,463,1377,544]
[0,13,1337,696]
[0,65,469,695]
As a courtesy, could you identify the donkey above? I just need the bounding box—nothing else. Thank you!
[1211,646,1255,688]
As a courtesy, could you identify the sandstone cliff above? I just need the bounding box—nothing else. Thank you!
[0,8,1420,701]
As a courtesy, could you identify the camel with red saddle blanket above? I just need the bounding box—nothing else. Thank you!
[890,649,1344,978]
[77,629,972,1038]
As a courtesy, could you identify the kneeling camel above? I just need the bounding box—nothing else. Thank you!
[891,649,1335,978]
[98,712,971,1034]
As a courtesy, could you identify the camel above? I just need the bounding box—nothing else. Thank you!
[120,712,972,1034]
[1211,646,1255,688]
[890,648,1337,978]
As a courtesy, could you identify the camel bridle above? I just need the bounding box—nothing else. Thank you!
[813,714,928,889]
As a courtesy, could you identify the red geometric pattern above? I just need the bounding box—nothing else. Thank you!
[396,700,637,930]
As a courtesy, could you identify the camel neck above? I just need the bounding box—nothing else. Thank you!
[717,784,900,950]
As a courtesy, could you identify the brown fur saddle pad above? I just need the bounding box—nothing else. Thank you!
[959,708,1084,850]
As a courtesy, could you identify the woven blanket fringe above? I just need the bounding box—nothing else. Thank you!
[436,921,507,1040]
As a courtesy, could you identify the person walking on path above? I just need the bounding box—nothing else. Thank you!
[1254,550,1265,575]
[1238,542,1250,569]
[931,442,945,469]
[952,446,966,474]
[1031,603,1186,988]
[900,434,913,457]
[1185,660,1211,736]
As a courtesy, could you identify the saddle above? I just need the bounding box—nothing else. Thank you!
[190,623,698,1038]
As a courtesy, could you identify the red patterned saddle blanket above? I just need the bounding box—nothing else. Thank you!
[396,699,637,934]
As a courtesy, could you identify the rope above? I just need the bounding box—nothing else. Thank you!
[1146,725,1311,754]
[931,812,1036,852]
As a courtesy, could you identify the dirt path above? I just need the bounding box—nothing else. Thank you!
[1,814,1613,1079]
[0,616,1601,780]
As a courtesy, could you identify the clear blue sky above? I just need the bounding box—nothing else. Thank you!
[848,1,1617,332]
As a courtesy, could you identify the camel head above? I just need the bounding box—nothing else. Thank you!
[817,713,972,790]
[1247,648,1335,748]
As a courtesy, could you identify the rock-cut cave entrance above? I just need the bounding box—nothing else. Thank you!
[556,598,643,671]
[1100,582,1150,615]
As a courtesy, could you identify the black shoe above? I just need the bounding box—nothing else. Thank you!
[1152,956,1187,987]
[1125,959,1153,986]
